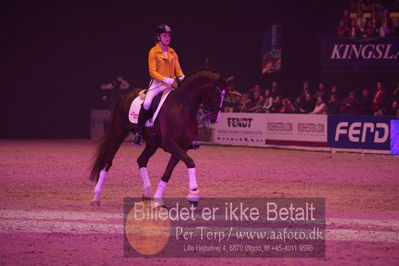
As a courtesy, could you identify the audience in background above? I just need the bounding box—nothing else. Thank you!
[314,82,327,101]
[340,91,361,115]
[262,89,274,113]
[270,81,281,98]
[359,88,373,115]
[270,96,283,113]
[371,82,387,115]
[302,93,316,113]
[349,19,362,37]
[386,100,399,116]
[281,98,295,113]
[337,1,398,37]
[222,79,397,117]
[326,94,340,114]
[300,81,312,99]
[311,96,327,114]
[327,85,340,102]
[293,96,304,113]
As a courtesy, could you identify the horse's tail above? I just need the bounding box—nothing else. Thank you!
[90,93,135,182]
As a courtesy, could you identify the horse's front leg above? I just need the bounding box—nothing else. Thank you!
[137,143,158,199]
[153,155,180,206]
[163,142,200,206]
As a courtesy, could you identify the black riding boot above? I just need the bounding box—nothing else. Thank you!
[132,107,150,145]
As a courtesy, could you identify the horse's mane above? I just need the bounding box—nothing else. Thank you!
[178,67,221,89]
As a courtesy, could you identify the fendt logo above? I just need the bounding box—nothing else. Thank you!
[335,122,389,143]
[227,118,253,128]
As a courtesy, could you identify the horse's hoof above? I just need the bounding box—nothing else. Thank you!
[141,195,152,201]
[187,189,200,207]
[152,199,167,209]
[90,200,100,206]
[188,200,199,207]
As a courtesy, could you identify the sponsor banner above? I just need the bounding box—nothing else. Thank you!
[328,115,391,150]
[390,120,399,155]
[265,114,328,146]
[321,36,399,72]
[262,24,282,74]
[214,113,266,146]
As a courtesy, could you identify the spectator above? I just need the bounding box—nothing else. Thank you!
[293,96,305,113]
[340,9,352,27]
[359,88,373,115]
[337,20,349,36]
[262,89,274,113]
[349,19,361,37]
[340,91,360,115]
[311,96,327,114]
[223,85,241,112]
[327,85,340,102]
[281,98,295,113]
[231,92,242,112]
[367,10,381,30]
[248,91,265,113]
[363,21,378,37]
[302,93,316,113]
[249,84,261,93]
[380,9,394,36]
[326,94,340,114]
[270,81,281,98]
[361,0,374,12]
[314,82,327,101]
[270,95,283,113]
[371,82,386,115]
[237,93,251,113]
[386,100,399,116]
[300,81,312,99]
[355,9,367,33]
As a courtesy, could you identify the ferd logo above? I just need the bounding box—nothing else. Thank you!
[328,116,391,150]
[227,118,253,128]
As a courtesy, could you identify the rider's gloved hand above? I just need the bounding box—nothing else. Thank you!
[178,75,185,81]
[162,77,175,86]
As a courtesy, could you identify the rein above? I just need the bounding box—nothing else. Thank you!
[175,82,225,113]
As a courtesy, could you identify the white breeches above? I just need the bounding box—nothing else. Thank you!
[143,79,168,110]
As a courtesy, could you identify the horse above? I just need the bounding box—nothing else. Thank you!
[89,69,226,206]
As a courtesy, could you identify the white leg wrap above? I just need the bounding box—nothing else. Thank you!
[94,170,107,194]
[139,167,151,190]
[188,168,198,190]
[154,181,167,199]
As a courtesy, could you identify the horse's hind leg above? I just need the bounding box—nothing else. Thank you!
[153,156,180,205]
[91,170,108,205]
[137,143,158,199]
[91,131,130,206]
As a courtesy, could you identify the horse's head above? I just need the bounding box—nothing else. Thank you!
[177,69,226,123]
[201,75,226,123]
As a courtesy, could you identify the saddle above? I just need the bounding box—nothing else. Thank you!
[128,89,174,127]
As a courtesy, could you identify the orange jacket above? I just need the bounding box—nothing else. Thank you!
[148,43,184,82]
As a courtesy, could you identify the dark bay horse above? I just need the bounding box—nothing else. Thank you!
[90,69,226,206]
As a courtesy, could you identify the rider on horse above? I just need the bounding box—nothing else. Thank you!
[132,24,185,145]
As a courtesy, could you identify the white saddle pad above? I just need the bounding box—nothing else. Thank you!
[128,89,174,127]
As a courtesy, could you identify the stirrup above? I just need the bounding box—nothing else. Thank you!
[132,133,143,145]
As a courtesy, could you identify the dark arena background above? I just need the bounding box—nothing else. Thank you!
[1,0,399,265]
